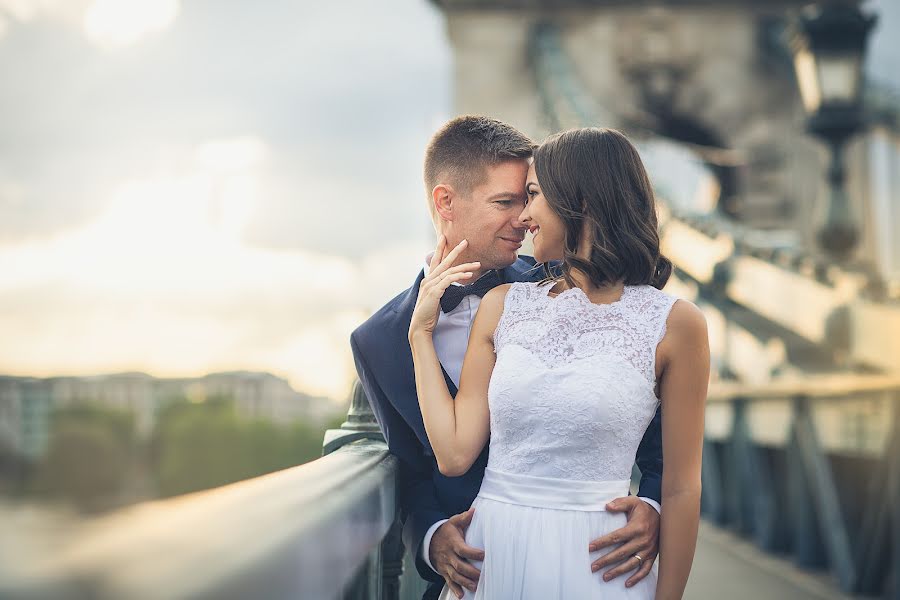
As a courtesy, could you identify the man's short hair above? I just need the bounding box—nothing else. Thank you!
[423,115,534,228]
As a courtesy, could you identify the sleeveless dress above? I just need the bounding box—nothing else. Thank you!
[438,281,678,599]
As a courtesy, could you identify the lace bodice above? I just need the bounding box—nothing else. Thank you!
[486,281,678,481]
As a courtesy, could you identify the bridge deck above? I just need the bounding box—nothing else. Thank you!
[688,522,856,600]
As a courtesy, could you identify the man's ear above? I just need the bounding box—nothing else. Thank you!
[432,184,454,223]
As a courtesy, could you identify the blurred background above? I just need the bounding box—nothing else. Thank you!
[1,0,900,598]
[0,0,453,513]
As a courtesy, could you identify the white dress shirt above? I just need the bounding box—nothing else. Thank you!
[418,259,661,573]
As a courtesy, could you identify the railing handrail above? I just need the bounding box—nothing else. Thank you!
[0,440,397,600]
[707,373,900,403]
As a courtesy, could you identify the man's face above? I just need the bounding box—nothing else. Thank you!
[446,160,529,271]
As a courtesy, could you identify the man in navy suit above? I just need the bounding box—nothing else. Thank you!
[351,116,663,600]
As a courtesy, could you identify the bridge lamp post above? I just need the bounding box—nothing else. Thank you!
[790,2,876,262]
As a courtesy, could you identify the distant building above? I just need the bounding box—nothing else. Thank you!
[166,371,338,427]
[48,373,160,439]
[0,377,53,460]
[0,372,337,460]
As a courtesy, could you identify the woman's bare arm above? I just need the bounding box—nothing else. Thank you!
[654,299,710,600]
[407,250,510,476]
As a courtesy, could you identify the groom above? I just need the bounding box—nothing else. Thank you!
[350,115,663,600]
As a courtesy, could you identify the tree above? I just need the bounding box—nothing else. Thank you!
[153,397,341,498]
[31,421,128,512]
[28,404,136,513]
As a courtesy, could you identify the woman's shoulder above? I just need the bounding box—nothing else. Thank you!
[481,282,515,308]
[665,297,708,341]
[471,283,515,337]
[654,297,707,373]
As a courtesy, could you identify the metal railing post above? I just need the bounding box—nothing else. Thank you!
[786,396,827,569]
[700,438,725,523]
[792,394,857,590]
[324,380,403,600]
[889,396,900,599]
[323,380,386,456]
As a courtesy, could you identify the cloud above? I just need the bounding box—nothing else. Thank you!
[0,0,179,47]
[0,134,434,400]
[0,0,449,251]
[249,311,369,401]
[0,0,90,38]
[83,0,179,49]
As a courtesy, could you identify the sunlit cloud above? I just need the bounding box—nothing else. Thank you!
[0,135,394,401]
[0,0,181,49]
[195,137,267,173]
[0,0,51,21]
[0,0,89,39]
[83,0,179,48]
[252,311,370,401]
[0,0,183,47]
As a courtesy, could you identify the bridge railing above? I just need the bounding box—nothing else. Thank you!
[0,381,402,600]
[702,374,900,597]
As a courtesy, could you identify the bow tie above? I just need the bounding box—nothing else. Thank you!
[439,269,503,313]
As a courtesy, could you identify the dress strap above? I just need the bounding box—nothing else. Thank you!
[621,285,679,383]
[494,281,549,353]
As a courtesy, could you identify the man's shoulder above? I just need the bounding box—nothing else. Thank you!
[516,255,539,268]
[352,282,415,346]
[505,255,546,283]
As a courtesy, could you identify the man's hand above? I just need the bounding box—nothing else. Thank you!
[589,496,660,587]
[429,508,484,599]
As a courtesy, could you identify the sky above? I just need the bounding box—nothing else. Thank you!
[0,0,896,403]
[0,0,451,401]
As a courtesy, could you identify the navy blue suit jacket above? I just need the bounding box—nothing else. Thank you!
[350,257,663,598]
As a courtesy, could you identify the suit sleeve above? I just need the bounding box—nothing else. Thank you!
[350,331,447,583]
[634,404,663,504]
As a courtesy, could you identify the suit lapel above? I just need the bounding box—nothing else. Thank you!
[383,258,539,447]
[383,270,431,446]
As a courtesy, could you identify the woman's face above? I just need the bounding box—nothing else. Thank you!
[519,163,565,263]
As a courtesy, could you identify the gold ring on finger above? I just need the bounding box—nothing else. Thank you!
[633,554,643,564]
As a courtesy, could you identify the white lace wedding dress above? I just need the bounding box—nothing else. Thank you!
[439,280,678,599]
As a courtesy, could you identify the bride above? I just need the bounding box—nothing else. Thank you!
[407,127,709,599]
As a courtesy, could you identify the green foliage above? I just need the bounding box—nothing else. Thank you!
[51,403,136,449]
[30,405,135,512]
[325,410,347,431]
[153,397,335,498]
[20,396,343,510]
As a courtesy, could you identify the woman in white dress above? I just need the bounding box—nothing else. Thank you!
[408,127,709,599]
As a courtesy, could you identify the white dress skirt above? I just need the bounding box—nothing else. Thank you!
[437,468,658,599]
